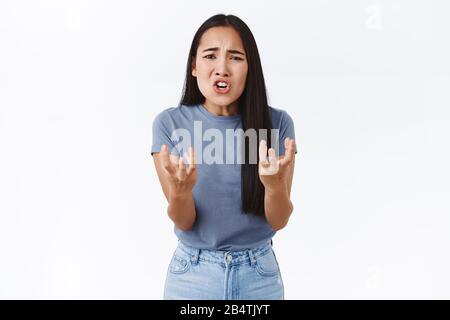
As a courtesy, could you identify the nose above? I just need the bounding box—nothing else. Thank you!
[214,55,230,77]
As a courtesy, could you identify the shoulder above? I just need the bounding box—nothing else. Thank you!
[153,104,198,124]
[153,105,179,122]
[268,105,294,128]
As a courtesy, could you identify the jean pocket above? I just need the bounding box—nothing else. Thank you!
[255,249,280,277]
[169,253,191,274]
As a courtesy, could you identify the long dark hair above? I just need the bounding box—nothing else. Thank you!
[179,14,273,218]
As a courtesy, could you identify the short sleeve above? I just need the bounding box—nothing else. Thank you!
[150,111,180,157]
[278,110,298,157]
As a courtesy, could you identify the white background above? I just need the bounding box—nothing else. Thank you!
[1,0,449,299]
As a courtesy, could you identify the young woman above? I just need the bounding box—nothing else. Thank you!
[151,14,297,300]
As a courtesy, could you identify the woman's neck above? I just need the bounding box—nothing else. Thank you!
[203,101,239,116]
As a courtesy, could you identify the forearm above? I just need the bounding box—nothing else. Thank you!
[167,191,196,231]
[264,184,293,231]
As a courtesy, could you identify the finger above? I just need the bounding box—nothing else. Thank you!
[259,139,269,166]
[178,156,187,181]
[183,150,193,175]
[286,138,295,161]
[284,137,290,150]
[187,147,196,175]
[169,152,180,166]
[268,148,279,171]
[160,144,176,176]
[280,139,295,167]
[268,148,277,163]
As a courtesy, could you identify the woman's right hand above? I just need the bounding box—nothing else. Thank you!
[159,144,197,198]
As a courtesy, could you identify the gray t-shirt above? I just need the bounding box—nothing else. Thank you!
[151,103,297,250]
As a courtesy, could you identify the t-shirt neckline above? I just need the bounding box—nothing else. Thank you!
[197,103,241,121]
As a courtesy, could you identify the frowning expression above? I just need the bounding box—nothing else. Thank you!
[192,26,248,109]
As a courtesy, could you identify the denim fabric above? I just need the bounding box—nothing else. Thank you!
[163,239,284,300]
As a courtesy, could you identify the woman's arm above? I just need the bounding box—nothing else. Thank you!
[264,156,295,231]
[259,138,296,231]
[167,191,196,232]
[152,146,197,231]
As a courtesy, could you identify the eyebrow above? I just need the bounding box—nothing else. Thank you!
[202,47,245,56]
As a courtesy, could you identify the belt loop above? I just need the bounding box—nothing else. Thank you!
[191,248,200,265]
[248,248,256,267]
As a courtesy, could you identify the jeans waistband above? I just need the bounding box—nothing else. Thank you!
[176,239,274,267]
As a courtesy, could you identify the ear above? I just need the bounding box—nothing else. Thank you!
[191,58,196,77]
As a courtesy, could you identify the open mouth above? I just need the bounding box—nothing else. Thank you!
[213,80,231,93]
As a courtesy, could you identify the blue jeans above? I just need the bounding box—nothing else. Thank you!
[163,239,284,300]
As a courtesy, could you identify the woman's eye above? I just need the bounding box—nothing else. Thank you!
[204,55,243,61]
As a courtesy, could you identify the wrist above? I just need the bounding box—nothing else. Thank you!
[264,184,288,196]
[169,190,193,201]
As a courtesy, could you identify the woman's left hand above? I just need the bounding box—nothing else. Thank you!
[258,137,295,191]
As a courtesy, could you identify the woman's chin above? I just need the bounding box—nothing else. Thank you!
[207,96,236,106]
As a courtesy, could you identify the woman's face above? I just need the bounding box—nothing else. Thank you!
[192,26,248,111]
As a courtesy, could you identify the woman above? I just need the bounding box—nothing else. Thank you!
[151,14,297,300]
